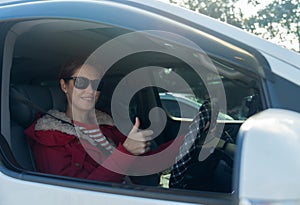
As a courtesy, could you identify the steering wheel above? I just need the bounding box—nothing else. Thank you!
[169,100,235,192]
[179,135,236,192]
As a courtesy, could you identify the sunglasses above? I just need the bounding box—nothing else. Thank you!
[64,76,102,91]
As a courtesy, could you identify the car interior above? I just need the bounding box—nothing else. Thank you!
[4,18,264,194]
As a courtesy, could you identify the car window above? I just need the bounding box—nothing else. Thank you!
[156,67,261,121]
[160,98,199,118]
[4,15,265,204]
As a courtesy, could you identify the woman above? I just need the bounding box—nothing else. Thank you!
[24,59,173,183]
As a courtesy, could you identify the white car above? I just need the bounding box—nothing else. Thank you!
[1,0,300,204]
[159,92,234,120]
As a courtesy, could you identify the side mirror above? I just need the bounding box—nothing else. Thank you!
[234,109,300,204]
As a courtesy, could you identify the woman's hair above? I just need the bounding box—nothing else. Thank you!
[59,57,87,79]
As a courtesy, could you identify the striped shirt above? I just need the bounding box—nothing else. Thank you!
[74,121,114,154]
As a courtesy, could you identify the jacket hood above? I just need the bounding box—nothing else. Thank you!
[27,109,115,146]
[35,109,114,135]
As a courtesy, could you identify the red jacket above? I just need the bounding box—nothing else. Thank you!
[24,110,178,183]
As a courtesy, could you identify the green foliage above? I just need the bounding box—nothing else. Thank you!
[170,0,244,28]
[169,0,300,51]
[245,0,299,51]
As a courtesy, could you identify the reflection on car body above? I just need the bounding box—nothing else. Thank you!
[0,0,300,205]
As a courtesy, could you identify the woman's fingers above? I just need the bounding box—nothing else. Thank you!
[130,130,154,141]
[128,117,153,141]
[123,117,154,155]
[123,139,152,155]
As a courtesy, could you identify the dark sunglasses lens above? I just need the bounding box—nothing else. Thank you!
[91,80,100,91]
[74,77,89,89]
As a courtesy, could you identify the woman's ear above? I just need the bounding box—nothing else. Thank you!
[60,79,68,94]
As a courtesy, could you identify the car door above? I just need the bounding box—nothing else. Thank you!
[0,1,236,204]
[1,1,298,205]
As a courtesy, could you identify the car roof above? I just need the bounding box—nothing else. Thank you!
[1,0,300,71]
[125,0,300,71]
[0,0,35,6]
[2,0,299,86]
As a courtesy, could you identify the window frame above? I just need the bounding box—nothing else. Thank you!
[0,1,271,204]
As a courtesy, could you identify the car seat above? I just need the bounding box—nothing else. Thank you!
[96,75,160,186]
[9,83,160,186]
[9,84,67,171]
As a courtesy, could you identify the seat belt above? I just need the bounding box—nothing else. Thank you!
[12,89,114,157]
[12,89,74,127]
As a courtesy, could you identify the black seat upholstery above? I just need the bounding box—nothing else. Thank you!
[9,83,160,186]
[96,74,124,115]
[9,84,66,170]
[10,85,67,128]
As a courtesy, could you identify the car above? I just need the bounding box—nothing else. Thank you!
[1,0,300,204]
[159,92,234,120]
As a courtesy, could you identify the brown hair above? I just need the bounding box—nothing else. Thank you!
[59,57,87,79]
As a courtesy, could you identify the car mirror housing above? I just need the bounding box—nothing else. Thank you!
[234,109,300,205]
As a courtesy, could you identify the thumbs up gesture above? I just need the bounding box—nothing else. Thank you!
[123,117,153,155]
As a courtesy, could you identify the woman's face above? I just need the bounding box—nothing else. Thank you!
[61,64,101,114]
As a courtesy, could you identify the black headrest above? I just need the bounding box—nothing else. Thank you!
[96,74,124,115]
[10,84,67,128]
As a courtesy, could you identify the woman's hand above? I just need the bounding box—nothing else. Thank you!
[123,117,153,155]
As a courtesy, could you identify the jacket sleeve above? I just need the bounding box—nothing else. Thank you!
[26,125,135,183]
[86,125,136,182]
[101,124,185,153]
[100,124,185,158]
[86,143,135,183]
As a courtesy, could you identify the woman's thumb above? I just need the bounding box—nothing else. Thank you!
[129,117,140,135]
[134,117,140,129]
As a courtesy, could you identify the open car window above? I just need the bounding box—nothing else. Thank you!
[3,15,266,204]
[158,75,261,121]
